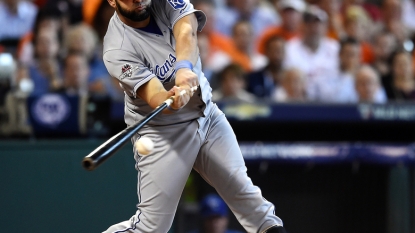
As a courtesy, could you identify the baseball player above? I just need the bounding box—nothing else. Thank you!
[102,0,287,232]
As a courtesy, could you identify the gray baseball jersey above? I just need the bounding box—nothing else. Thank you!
[102,1,284,232]
[103,0,210,127]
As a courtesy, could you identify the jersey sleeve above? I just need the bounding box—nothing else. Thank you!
[161,0,206,32]
[103,50,156,98]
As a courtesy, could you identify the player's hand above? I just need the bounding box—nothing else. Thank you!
[169,86,192,110]
[175,68,198,94]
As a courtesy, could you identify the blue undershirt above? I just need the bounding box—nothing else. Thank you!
[137,16,163,36]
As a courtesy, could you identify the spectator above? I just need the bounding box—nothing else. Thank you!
[384,50,415,101]
[284,5,340,102]
[212,64,256,103]
[61,52,89,96]
[17,6,67,66]
[343,5,375,64]
[333,38,388,103]
[333,37,361,103]
[192,0,233,52]
[316,0,345,40]
[215,0,280,40]
[29,27,62,96]
[197,34,215,82]
[84,0,115,41]
[371,32,397,79]
[0,0,38,53]
[354,65,386,103]
[230,21,267,71]
[381,0,413,52]
[65,23,110,94]
[44,0,84,25]
[401,0,415,33]
[248,36,285,99]
[273,68,306,102]
[188,194,243,233]
[257,0,305,54]
[192,0,235,80]
[342,0,382,22]
[206,21,267,73]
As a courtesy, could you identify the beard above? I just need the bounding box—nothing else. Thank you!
[115,0,151,22]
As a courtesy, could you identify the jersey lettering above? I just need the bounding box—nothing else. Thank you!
[167,0,186,10]
[153,54,177,83]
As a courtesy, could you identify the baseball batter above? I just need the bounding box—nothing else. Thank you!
[102,0,286,232]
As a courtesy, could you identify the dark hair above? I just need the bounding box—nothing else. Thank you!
[33,6,65,42]
[264,36,285,50]
[219,64,246,82]
[64,51,88,67]
[231,20,251,36]
[339,37,359,54]
[388,49,410,66]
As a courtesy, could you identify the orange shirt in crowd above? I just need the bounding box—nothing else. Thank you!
[327,29,339,40]
[17,32,33,60]
[227,48,252,72]
[83,0,103,25]
[208,32,234,55]
[360,41,374,64]
[207,32,253,71]
[257,26,299,54]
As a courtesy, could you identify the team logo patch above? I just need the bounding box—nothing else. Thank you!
[32,94,71,128]
[167,0,186,10]
[120,63,139,80]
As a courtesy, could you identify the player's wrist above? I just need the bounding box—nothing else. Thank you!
[174,60,193,72]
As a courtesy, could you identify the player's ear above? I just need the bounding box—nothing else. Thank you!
[107,0,116,8]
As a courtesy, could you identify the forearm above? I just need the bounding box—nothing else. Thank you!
[136,78,186,114]
[175,21,198,65]
[173,14,200,88]
[148,91,174,114]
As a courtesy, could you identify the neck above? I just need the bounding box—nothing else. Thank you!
[340,65,355,73]
[268,63,282,73]
[303,39,320,52]
[117,13,150,28]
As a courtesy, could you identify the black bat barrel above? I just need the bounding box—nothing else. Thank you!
[82,102,169,171]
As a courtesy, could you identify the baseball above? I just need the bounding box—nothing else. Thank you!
[135,137,154,156]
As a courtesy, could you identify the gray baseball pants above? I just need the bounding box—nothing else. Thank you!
[103,104,283,233]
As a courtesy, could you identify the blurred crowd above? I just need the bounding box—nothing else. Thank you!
[1,0,415,135]
[198,0,415,104]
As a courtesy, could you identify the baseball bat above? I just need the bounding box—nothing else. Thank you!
[82,87,197,171]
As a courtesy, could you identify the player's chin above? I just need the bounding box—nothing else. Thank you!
[134,5,146,11]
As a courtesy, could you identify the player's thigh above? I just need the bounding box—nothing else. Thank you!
[136,120,201,213]
[193,110,247,186]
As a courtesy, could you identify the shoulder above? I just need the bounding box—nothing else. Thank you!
[254,5,279,20]
[19,1,37,12]
[285,38,302,51]
[103,14,142,57]
[103,49,140,65]
[103,15,125,51]
[286,37,302,46]
[322,37,340,50]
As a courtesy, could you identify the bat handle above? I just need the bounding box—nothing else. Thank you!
[164,86,198,106]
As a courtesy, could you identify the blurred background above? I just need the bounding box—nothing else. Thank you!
[1,0,415,232]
